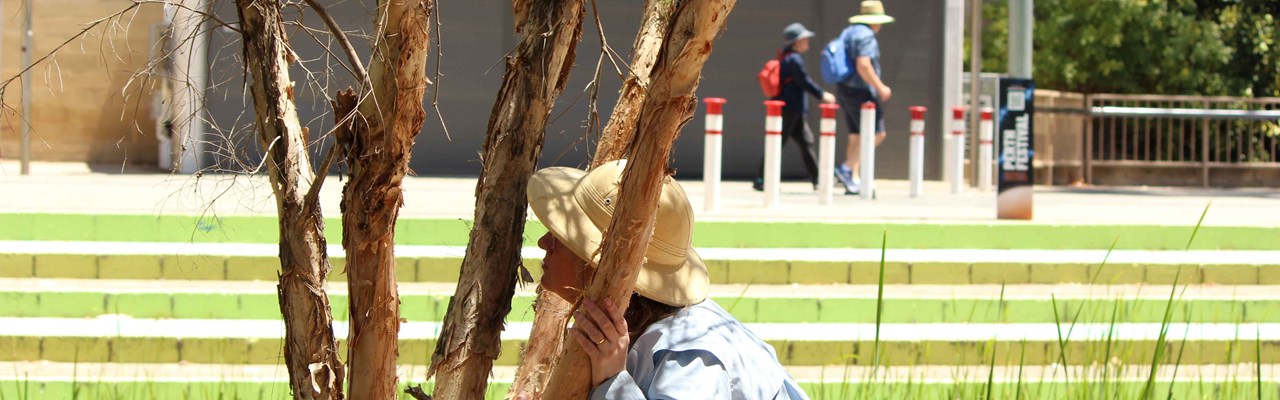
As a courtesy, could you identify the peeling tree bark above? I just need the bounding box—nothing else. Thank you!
[507,287,572,398]
[234,1,344,399]
[541,0,738,397]
[589,0,676,169]
[510,2,675,398]
[426,0,585,398]
[338,1,432,399]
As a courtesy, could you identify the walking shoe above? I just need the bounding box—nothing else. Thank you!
[752,178,764,191]
[835,164,858,194]
[844,179,860,195]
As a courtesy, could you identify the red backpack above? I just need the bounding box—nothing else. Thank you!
[757,51,792,98]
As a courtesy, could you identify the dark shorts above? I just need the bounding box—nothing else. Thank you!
[836,86,885,135]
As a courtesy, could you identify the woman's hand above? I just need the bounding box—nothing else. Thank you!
[571,298,630,387]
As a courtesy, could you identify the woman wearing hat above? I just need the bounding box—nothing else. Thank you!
[528,160,810,399]
[753,22,836,192]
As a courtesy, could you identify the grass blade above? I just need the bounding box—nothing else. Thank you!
[1050,294,1071,384]
[1015,339,1026,400]
[1164,321,1192,400]
[984,339,997,400]
[872,230,887,368]
[725,281,753,314]
[1185,202,1212,251]
[1258,324,1265,400]
[1140,269,1182,400]
[1101,297,1121,400]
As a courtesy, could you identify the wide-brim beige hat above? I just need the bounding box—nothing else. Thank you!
[526,160,709,307]
[849,0,895,24]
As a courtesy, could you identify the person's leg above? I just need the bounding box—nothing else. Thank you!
[756,113,801,191]
[834,87,861,193]
[850,95,887,179]
[847,133,862,176]
[794,118,821,186]
[782,112,819,186]
[779,112,799,150]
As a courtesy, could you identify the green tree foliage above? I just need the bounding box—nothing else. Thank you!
[1198,0,1280,97]
[967,0,1279,96]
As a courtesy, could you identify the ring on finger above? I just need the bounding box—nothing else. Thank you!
[595,337,605,345]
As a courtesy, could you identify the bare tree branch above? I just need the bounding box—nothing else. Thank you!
[301,0,370,87]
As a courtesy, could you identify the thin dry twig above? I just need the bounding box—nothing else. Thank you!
[429,0,450,141]
[301,0,370,87]
[0,3,141,97]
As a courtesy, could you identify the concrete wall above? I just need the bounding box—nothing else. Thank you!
[0,0,163,167]
[3,0,948,180]
[204,0,948,179]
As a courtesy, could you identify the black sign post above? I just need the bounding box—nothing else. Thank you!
[997,78,1034,220]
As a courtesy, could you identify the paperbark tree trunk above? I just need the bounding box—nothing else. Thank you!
[541,0,737,397]
[507,287,572,399]
[338,1,432,398]
[427,0,585,398]
[589,0,676,169]
[234,0,344,398]
[510,2,675,398]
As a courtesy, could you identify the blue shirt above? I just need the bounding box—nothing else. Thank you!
[590,299,810,400]
[841,24,880,95]
[772,49,824,114]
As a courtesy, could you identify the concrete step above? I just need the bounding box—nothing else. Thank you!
[2,317,1278,367]
[3,241,1277,285]
[4,279,1279,324]
[2,362,1278,400]
[4,212,1278,250]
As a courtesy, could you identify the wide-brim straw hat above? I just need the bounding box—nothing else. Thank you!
[849,0,895,24]
[526,160,709,307]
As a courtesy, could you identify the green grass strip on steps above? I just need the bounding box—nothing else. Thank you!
[4,291,1279,324]
[5,336,1277,367]
[1,379,1278,400]
[3,213,1280,250]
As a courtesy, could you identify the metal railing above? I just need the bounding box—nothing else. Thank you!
[1084,94,1280,186]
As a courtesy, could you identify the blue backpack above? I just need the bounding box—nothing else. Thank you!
[820,27,854,84]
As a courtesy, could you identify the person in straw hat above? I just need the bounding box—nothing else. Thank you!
[833,0,895,195]
[527,160,810,399]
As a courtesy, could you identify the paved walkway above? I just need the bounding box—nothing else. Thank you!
[6,241,1280,264]
[5,278,1276,300]
[2,161,1278,226]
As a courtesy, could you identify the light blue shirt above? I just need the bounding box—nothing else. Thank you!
[590,299,810,400]
[841,24,881,95]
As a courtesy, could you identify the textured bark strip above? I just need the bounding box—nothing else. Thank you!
[542,0,738,397]
[511,2,675,398]
[339,1,432,399]
[589,0,676,169]
[234,1,344,399]
[507,287,572,398]
[426,1,585,398]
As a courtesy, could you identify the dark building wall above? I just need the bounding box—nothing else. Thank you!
[205,0,946,180]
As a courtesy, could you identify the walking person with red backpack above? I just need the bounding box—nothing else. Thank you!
[753,22,836,192]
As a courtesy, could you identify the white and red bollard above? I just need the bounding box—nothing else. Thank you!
[859,102,877,200]
[908,106,927,198]
[818,103,839,205]
[950,106,966,194]
[763,100,785,207]
[703,98,725,211]
[979,107,995,191]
